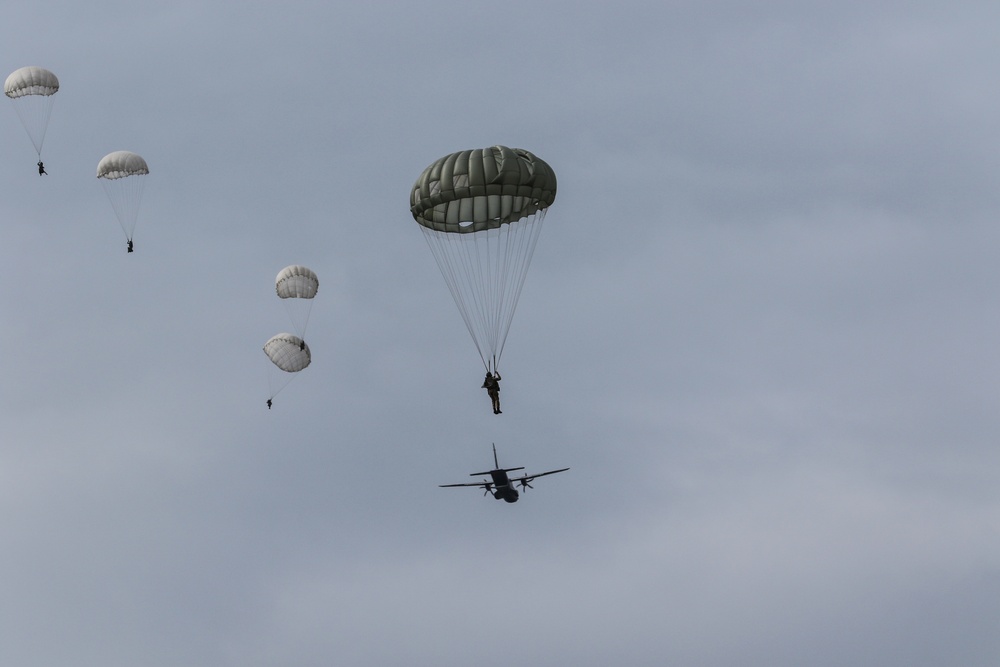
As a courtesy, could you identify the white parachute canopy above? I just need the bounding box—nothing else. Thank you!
[275,265,319,340]
[263,333,311,400]
[5,66,59,158]
[97,151,149,244]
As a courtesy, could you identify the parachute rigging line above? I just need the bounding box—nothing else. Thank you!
[419,208,546,373]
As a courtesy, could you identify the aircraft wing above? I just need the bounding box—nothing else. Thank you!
[439,481,492,489]
[510,468,569,485]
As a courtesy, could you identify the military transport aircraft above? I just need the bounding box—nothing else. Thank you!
[440,444,569,503]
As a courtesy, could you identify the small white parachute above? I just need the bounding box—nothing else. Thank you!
[5,66,59,159]
[264,333,311,373]
[263,333,311,402]
[97,151,149,248]
[276,265,319,299]
[275,265,319,339]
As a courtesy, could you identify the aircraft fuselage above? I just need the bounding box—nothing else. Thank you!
[492,486,519,503]
[489,470,520,503]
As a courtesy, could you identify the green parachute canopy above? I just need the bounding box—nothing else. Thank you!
[410,145,556,233]
[410,146,556,372]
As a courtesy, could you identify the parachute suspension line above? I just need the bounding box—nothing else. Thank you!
[267,365,299,400]
[463,226,494,350]
[9,94,55,157]
[469,213,542,368]
[420,226,489,370]
[484,222,507,362]
[265,361,280,401]
[491,219,519,364]
[447,226,492,368]
[281,298,315,341]
[420,210,547,371]
[473,226,498,355]
[494,209,547,365]
[101,176,147,241]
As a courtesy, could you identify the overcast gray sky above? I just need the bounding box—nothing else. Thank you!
[2,1,999,665]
